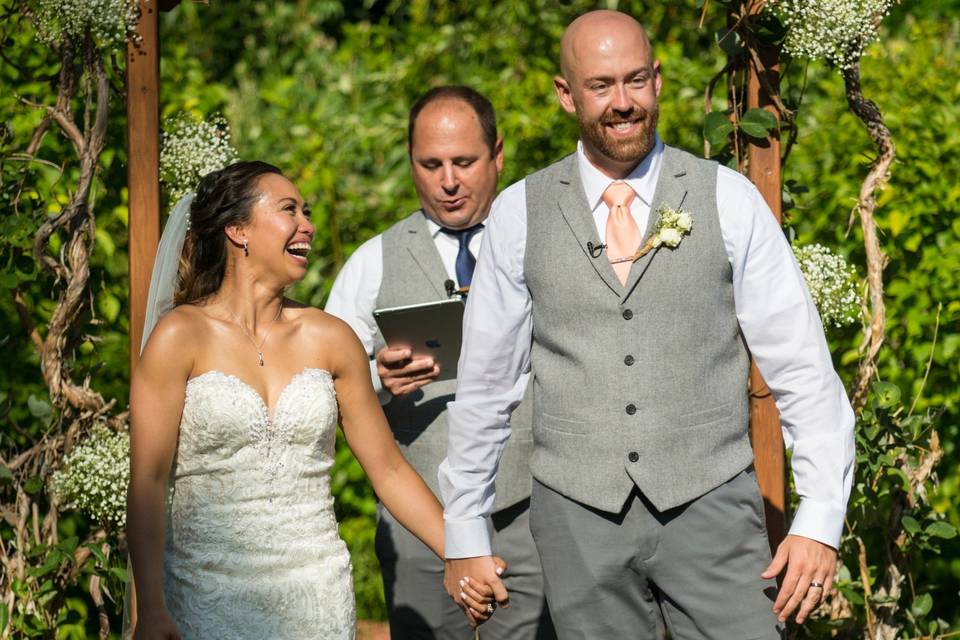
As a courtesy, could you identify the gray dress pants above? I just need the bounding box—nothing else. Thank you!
[376,499,556,640]
[529,468,783,639]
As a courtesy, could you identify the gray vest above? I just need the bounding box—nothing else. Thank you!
[376,211,534,511]
[523,146,753,514]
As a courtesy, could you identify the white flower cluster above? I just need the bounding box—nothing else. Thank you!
[653,205,694,248]
[160,114,240,201]
[766,0,893,69]
[793,243,861,328]
[33,0,139,49]
[51,423,130,528]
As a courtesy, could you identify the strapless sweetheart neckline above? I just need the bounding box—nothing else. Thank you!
[187,367,332,424]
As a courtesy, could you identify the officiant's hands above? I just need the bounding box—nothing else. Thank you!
[376,346,440,396]
[444,556,510,627]
[133,609,182,639]
[762,534,837,624]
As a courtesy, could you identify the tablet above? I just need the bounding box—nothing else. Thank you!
[373,298,465,382]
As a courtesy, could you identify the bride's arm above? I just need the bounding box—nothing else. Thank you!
[330,322,448,557]
[127,312,194,636]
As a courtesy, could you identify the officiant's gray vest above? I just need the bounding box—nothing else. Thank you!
[523,146,753,514]
[375,212,534,511]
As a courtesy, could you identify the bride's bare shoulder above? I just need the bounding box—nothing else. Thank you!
[139,304,211,361]
[286,302,358,344]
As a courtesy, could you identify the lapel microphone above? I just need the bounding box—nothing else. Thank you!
[586,242,606,258]
[444,279,456,297]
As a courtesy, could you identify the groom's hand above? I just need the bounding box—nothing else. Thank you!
[444,556,510,625]
[762,534,837,624]
[376,346,440,396]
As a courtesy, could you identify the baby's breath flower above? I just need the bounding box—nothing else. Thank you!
[51,423,129,528]
[793,243,861,328]
[33,0,140,50]
[766,0,893,69]
[160,113,240,201]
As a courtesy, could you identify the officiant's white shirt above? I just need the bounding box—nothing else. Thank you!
[439,137,856,558]
[324,213,483,400]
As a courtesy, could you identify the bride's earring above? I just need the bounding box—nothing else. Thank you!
[243,240,249,257]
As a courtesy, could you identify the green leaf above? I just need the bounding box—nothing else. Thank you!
[27,394,53,421]
[23,477,43,495]
[0,602,7,632]
[714,28,742,59]
[85,542,107,565]
[110,565,129,582]
[911,592,933,617]
[872,381,901,409]
[0,464,12,485]
[925,521,958,539]
[902,515,921,534]
[741,107,778,130]
[704,111,734,147]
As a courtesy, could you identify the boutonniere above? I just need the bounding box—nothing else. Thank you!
[631,203,693,262]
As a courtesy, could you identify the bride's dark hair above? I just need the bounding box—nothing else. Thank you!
[174,161,283,305]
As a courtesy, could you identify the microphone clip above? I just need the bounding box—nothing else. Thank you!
[587,242,606,258]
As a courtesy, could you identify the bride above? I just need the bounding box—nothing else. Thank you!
[126,161,495,639]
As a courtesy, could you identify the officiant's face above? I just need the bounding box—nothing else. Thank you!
[409,99,504,231]
[555,13,661,168]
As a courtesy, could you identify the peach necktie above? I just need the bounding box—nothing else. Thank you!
[603,182,640,285]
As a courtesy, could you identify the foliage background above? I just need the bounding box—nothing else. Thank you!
[1,0,957,634]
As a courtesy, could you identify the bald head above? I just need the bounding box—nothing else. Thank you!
[560,10,653,81]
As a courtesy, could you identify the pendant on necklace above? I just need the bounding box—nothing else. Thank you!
[257,352,265,367]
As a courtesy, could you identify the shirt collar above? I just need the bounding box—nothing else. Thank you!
[576,134,664,211]
[421,211,485,239]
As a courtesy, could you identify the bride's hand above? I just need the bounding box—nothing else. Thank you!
[457,556,509,627]
[133,609,182,640]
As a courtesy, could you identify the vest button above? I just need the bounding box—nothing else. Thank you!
[628,451,639,463]
[625,403,637,415]
[622,309,633,320]
[624,355,635,366]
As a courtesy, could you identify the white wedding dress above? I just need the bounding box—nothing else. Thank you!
[162,367,356,639]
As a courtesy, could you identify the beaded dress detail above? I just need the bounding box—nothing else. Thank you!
[163,368,356,639]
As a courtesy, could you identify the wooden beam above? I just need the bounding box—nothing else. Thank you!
[126,0,161,372]
[746,34,788,553]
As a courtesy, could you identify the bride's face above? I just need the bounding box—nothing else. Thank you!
[239,173,315,285]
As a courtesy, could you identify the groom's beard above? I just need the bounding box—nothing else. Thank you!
[578,103,659,164]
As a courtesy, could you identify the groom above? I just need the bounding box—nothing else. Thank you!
[440,10,855,638]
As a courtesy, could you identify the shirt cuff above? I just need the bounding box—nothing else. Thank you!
[787,498,846,550]
[444,517,493,558]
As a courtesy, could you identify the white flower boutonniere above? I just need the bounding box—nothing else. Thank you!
[624,203,694,262]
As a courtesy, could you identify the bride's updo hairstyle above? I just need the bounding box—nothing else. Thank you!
[175,160,283,305]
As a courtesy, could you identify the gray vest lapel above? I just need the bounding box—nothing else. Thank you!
[556,156,624,296]
[401,211,449,299]
[622,147,690,301]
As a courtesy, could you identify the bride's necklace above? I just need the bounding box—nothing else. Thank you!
[225,300,283,367]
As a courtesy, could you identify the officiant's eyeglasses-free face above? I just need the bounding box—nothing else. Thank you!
[229,173,315,285]
[409,98,504,231]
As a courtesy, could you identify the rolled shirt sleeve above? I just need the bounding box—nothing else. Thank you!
[438,181,532,558]
[718,167,855,549]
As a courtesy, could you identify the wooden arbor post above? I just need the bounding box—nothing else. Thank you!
[127,0,185,372]
[744,6,788,552]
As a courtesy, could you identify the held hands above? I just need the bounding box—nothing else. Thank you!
[376,346,440,397]
[762,534,838,624]
[444,556,511,628]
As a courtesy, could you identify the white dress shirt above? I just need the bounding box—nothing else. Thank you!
[324,212,484,399]
[438,137,856,558]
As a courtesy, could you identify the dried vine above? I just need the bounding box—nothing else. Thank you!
[843,59,894,412]
[1,20,124,639]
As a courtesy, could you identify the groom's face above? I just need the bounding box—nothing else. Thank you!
[409,99,503,231]
[555,18,662,169]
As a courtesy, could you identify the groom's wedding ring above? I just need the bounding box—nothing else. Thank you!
[809,581,824,589]
[486,604,495,614]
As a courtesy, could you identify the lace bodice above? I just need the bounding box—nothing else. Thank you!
[163,368,356,639]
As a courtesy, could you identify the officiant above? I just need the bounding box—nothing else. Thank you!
[325,86,553,640]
